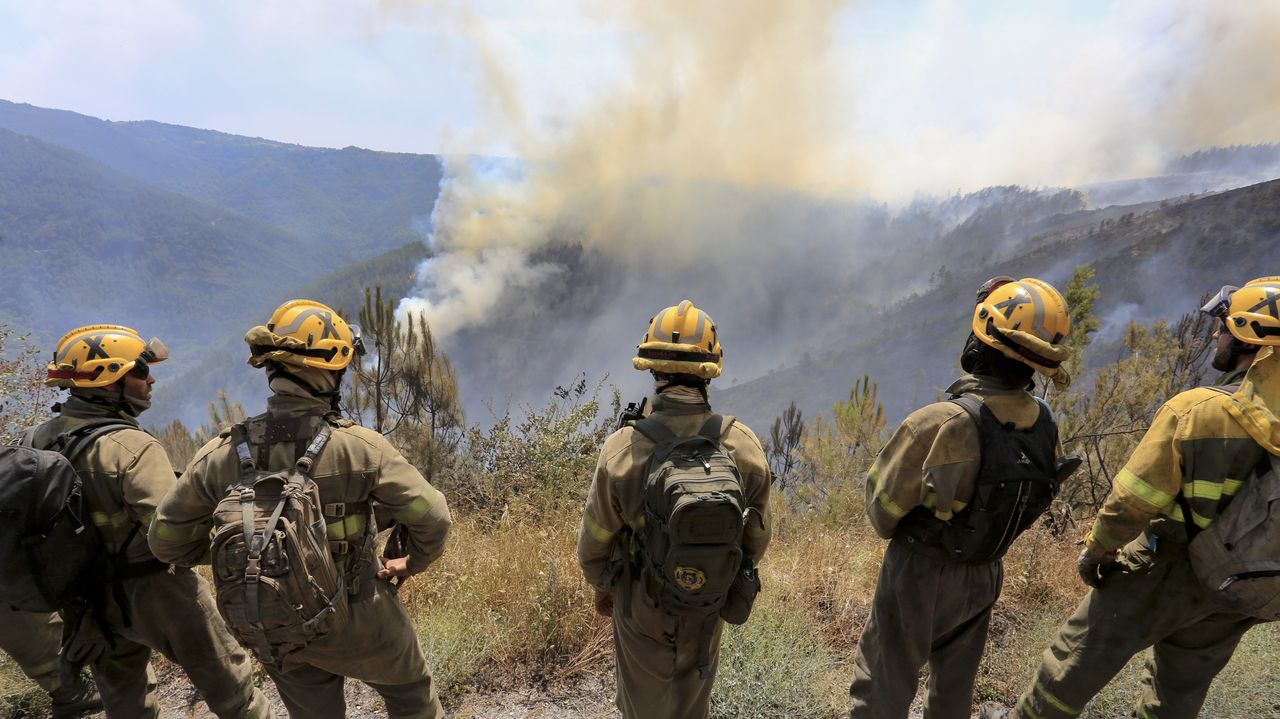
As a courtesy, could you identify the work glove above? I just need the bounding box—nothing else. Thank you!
[61,611,111,670]
[1076,546,1119,588]
[593,588,614,618]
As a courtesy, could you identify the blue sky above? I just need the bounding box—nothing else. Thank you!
[1,1,1276,196]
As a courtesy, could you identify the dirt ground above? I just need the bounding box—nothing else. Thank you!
[2,667,624,719]
[1,666,938,718]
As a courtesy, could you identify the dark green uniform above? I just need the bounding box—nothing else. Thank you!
[851,374,1047,719]
[577,386,772,719]
[0,605,62,692]
[30,397,269,719]
[149,393,453,719]
[1011,351,1279,719]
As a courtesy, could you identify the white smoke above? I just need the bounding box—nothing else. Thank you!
[397,156,565,338]
[390,0,1280,412]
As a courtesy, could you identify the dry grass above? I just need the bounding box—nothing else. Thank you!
[4,506,1276,718]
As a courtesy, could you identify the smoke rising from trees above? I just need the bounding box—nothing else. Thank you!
[395,0,1280,413]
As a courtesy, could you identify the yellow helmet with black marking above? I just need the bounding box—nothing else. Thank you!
[246,299,364,371]
[972,278,1071,386]
[45,325,169,389]
[633,300,723,380]
[1227,276,1280,346]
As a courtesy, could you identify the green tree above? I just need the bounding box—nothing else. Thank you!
[1046,264,1101,408]
[0,325,53,444]
[1054,311,1212,518]
[793,375,886,516]
[766,401,805,491]
[458,377,618,514]
[346,286,464,480]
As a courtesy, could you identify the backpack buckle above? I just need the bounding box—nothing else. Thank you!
[323,503,347,518]
[328,541,350,555]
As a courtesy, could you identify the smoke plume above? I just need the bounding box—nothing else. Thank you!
[395,0,1280,415]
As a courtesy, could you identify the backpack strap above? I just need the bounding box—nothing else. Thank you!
[696,414,735,444]
[949,394,984,426]
[632,416,678,446]
[295,423,334,476]
[230,423,256,476]
[57,420,137,463]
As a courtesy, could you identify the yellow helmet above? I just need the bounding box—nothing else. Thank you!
[972,278,1072,385]
[45,324,169,389]
[246,299,364,372]
[1226,276,1280,346]
[633,300,723,380]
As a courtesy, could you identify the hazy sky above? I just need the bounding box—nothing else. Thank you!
[1,0,1276,196]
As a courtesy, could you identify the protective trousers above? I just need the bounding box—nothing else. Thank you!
[263,581,442,719]
[849,538,1003,719]
[0,605,63,692]
[612,578,725,719]
[88,567,270,719]
[1014,537,1263,719]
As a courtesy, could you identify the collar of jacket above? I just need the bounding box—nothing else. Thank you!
[945,372,1031,397]
[58,394,140,425]
[651,385,711,416]
[1216,366,1249,387]
[1225,346,1280,454]
[266,392,333,417]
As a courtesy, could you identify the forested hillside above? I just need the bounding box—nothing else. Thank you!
[0,129,311,353]
[147,242,430,426]
[0,100,442,263]
[718,178,1280,429]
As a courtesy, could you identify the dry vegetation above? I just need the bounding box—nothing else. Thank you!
[3,271,1278,718]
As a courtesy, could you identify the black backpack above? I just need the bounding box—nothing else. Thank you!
[898,395,1063,564]
[627,414,752,678]
[0,421,133,612]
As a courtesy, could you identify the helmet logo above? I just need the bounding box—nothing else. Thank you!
[1248,288,1280,318]
[275,308,340,339]
[673,566,707,591]
[81,334,109,361]
[994,294,1030,318]
[317,311,337,340]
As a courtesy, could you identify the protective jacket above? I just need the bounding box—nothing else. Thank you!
[851,373,1053,719]
[32,395,269,719]
[149,393,452,579]
[30,396,172,564]
[149,391,452,719]
[1014,349,1280,719]
[1085,346,1280,554]
[576,385,771,719]
[865,374,1046,539]
[576,387,772,591]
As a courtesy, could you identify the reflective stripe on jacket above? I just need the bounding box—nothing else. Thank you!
[1087,347,1280,553]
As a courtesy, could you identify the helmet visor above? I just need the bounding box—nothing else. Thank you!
[1200,286,1238,319]
[141,337,170,363]
[348,324,368,358]
[975,276,1014,304]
